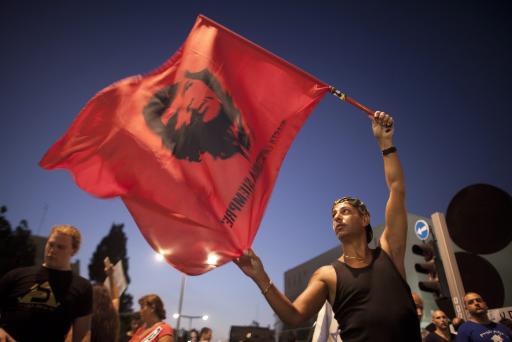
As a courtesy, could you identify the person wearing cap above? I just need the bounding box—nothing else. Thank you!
[236,111,421,341]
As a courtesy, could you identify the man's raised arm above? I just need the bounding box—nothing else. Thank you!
[373,111,408,278]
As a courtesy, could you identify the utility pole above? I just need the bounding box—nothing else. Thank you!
[36,203,48,235]
[175,273,186,342]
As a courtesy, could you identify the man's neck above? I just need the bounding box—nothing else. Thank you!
[340,241,372,265]
[435,327,451,340]
[341,239,370,258]
[42,262,71,271]
[469,314,490,325]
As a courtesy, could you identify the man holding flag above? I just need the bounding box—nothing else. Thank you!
[236,111,422,341]
[38,17,419,340]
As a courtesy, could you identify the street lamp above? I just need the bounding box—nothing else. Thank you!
[154,253,186,342]
[173,313,209,329]
[153,253,216,341]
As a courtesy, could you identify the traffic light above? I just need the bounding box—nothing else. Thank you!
[412,239,454,317]
[412,241,441,295]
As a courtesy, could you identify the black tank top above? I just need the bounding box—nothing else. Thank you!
[331,247,421,342]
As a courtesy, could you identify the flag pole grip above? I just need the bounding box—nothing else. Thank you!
[329,86,374,117]
[329,86,393,130]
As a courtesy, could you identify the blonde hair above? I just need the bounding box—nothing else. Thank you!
[50,224,82,252]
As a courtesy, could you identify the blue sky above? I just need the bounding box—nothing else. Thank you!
[1,1,511,340]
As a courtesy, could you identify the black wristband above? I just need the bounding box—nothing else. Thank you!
[382,146,397,156]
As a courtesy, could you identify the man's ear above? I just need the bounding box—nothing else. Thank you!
[362,214,370,227]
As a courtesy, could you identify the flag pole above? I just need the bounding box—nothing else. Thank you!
[329,86,394,130]
[329,86,375,117]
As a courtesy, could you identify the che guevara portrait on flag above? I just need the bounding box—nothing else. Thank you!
[143,68,251,162]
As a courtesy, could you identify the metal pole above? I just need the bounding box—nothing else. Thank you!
[175,274,186,342]
[431,212,468,320]
[36,203,48,235]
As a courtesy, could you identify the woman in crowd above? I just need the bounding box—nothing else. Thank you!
[91,284,120,342]
[199,327,212,342]
[66,258,120,342]
[129,294,173,342]
[187,328,199,342]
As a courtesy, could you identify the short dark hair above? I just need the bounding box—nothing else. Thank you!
[188,329,199,338]
[332,196,373,243]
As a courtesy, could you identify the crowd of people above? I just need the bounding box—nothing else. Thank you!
[0,224,213,342]
[412,290,512,342]
[1,112,511,342]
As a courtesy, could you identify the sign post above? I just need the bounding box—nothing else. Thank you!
[431,212,468,320]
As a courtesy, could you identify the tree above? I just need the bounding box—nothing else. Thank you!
[88,223,134,311]
[0,205,36,278]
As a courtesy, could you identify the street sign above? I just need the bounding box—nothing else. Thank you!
[415,220,430,241]
[488,306,512,322]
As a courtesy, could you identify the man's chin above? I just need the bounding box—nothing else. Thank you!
[337,231,359,242]
[474,308,488,315]
[44,259,57,268]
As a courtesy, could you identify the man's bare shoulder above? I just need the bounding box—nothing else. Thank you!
[311,264,337,284]
[310,264,338,305]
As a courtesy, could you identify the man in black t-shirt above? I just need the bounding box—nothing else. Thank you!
[0,224,92,342]
[424,310,456,342]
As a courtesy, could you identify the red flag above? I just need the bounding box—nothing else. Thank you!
[40,15,329,275]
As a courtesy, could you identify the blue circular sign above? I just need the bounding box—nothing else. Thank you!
[415,220,430,241]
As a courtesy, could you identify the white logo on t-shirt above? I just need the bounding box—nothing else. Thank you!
[491,334,503,342]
